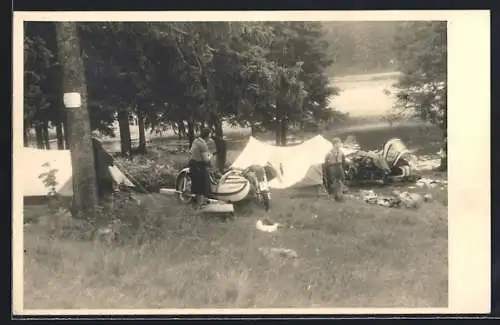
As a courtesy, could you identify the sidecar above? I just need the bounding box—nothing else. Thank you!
[175,167,252,204]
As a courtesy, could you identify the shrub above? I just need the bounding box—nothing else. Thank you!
[114,147,186,192]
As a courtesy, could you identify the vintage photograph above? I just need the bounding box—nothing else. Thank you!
[19,16,450,310]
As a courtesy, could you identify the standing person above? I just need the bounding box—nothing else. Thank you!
[324,137,346,201]
[189,127,212,206]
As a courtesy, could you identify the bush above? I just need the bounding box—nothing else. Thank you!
[114,147,186,192]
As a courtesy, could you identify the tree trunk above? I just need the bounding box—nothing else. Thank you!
[177,120,186,139]
[55,21,99,219]
[23,127,29,147]
[176,122,183,152]
[211,115,226,171]
[275,119,281,146]
[187,121,195,147]
[250,124,256,137]
[211,114,224,138]
[63,117,70,149]
[42,121,50,149]
[280,118,288,146]
[137,110,147,154]
[35,124,44,149]
[275,98,286,146]
[440,127,447,172]
[56,123,65,149]
[117,110,132,156]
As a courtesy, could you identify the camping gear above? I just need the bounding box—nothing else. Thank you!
[416,177,446,188]
[359,189,423,209]
[173,164,272,211]
[340,138,415,185]
[229,135,414,190]
[21,144,137,201]
[413,155,441,171]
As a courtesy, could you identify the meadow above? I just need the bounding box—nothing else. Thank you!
[22,72,448,310]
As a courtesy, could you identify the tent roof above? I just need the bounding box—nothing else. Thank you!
[231,135,335,189]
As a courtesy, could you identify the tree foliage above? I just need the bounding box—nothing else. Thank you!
[391,21,447,170]
[322,21,404,76]
[24,21,343,149]
[24,23,59,127]
[392,21,447,131]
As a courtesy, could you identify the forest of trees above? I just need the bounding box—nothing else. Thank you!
[322,21,404,76]
[24,20,447,157]
[24,21,345,155]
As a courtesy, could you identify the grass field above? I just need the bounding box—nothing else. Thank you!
[22,122,447,310]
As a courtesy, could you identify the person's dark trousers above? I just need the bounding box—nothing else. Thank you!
[97,179,114,200]
[92,139,115,200]
[189,159,210,202]
[324,163,345,201]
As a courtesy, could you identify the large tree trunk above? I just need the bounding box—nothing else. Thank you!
[42,121,50,149]
[187,121,195,147]
[137,110,147,154]
[56,123,65,149]
[34,124,44,149]
[55,22,99,218]
[117,110,132,156]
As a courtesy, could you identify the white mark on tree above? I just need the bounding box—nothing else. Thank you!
[63,92,81,108]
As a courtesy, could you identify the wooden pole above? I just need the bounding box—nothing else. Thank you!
[54,22,99,219]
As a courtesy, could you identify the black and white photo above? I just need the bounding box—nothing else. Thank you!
[12,11,490,315]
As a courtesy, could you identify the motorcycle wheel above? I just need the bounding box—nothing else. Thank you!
[176,173,194,204]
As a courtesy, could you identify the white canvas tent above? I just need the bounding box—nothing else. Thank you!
[21,147,135,198]
[231,135,358,189]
